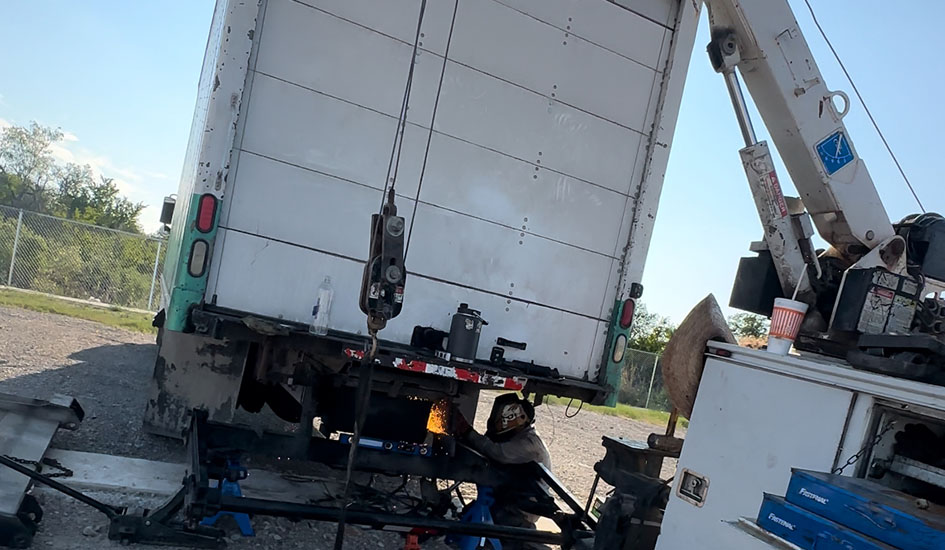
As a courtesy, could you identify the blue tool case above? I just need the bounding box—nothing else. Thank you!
[786,470,945,550]
[758,494,896,550]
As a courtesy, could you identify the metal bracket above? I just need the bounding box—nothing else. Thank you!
[109,489,224,548]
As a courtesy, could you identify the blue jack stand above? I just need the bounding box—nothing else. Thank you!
[200,464,254,537]
[448,486,502,550]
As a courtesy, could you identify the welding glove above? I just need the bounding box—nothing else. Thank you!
[452,407,473,437]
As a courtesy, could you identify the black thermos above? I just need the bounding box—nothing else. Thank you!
[447,303,487,364]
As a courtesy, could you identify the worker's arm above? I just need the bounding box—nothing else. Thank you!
[464,430,543,465]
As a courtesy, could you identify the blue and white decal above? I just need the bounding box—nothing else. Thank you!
[816,131,855,175]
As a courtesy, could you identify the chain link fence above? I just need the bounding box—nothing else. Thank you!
[618,348,671,412]
[0,205,166,311]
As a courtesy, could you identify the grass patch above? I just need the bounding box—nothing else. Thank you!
[543,396,689,429]
[0,288,156,334]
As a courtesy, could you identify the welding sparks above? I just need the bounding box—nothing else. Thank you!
[427,399,450,435]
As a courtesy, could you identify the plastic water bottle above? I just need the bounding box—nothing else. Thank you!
[310,276,334,336]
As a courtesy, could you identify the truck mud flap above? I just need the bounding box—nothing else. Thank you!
[143,331,247,439]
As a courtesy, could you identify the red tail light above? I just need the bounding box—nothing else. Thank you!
[619,298,635,329]
[196,194,217,233]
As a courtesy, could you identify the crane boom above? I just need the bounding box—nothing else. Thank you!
[699,0,945,337]
[705,0,895,255]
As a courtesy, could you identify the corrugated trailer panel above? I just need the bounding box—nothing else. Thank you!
[205,0,688,381]
[447,0,663,130]
[213,229,606,375]
[415,135,627,257]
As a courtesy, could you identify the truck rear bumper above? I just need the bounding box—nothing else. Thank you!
[144,305,610,437]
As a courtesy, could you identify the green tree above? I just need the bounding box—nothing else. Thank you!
[0,121,144,232]
[54,171,144,232]
[728,312,770,339]
[0,122,62,211]
[628,302,676,353]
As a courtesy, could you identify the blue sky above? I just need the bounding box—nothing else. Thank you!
[0,1,214,231]
[0,1,941,322]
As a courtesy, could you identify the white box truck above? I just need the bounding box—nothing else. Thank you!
[145,0,699,438]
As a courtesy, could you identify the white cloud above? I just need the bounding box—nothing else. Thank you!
[0,117,10,130]
[48,138,143,197]
[142,170,170,180]
[48,142,75,163]
[48,129,170,232]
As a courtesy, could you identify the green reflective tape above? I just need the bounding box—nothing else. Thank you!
[165,193,219,332]
[601,299,631,407]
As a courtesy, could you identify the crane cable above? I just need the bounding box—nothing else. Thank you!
[802,0,925,213]
[377,0,427,214]
[335,3,427,548]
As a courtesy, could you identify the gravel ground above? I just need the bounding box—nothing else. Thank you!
[0,306,184,463]
[0,305,679,549]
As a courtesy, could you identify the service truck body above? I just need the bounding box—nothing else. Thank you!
[147,0,699,435]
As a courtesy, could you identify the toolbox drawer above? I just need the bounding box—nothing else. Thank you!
[757,494,895,550]
[786,470,945,550]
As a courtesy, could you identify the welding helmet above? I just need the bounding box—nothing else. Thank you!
[487,393,535,438]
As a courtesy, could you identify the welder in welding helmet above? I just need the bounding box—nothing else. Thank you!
[486,393,534,439]
[454,393,552,550]
[455,393,550,467]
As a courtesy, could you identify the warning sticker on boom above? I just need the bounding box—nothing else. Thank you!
[763,171,789,219]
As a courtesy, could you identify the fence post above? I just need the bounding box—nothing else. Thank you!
[644,353,660,409]
[6,210,23,286]
[147,240,163,310]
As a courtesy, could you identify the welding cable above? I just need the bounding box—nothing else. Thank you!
[544,396,558,447]
[333,358,376,550]
[564,398,584,419]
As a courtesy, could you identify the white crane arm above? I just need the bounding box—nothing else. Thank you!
[705,0,895,257]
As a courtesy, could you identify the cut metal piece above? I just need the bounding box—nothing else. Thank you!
[888,455,945,489]
[0,393,83,548]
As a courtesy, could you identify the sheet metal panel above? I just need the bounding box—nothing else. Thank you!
[708,342,945,414]
[210,0,694,381]
[224,152,417,262]
[614,0,679,28]
[433,60,643,194]
[213,228,366,326]
[238,73,426,199]
[416,133,626,257]
[496,0,670,67]
[406,203,613,319]
[256,0,441,125]
[656,359,854,550]
[213,230,600,378]
[614,0,699,294]
[294,0,455,56]
[587,319,612,381]
[448,0,658,130]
